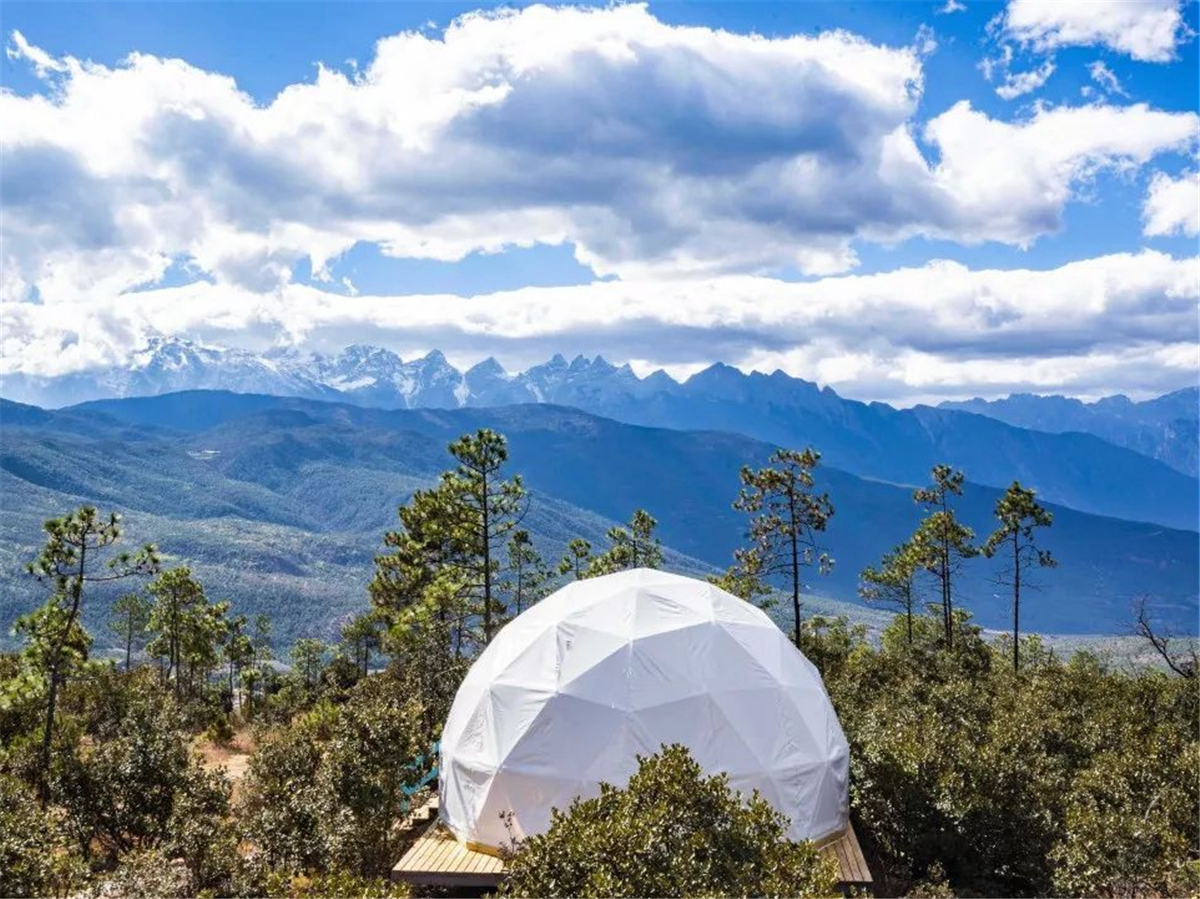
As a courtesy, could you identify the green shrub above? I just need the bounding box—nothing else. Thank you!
[242,671,424,877]
[499,744,841,898]
[0,774,84,898]
[242,720,327,871]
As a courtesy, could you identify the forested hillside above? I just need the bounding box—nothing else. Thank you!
[2,394,1196,647]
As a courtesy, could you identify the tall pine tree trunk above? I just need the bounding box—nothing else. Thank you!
[1012,533,1021,673]
[482,469,492,644]
[789,504,801,649]
[42,546,87,786]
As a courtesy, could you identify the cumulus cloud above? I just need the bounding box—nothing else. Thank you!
[1143,170,1200,236]
[1000,0,1189,62]
[1,4,1196,308]
[3,250,1195,405]
[916,102,1197,245]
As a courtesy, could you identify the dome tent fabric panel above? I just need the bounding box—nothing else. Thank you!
[438,568,850,849]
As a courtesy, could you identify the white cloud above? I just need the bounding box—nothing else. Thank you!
[913,24,939,57]
[938,0,966,14]
[914,101,1197,245]
[994,59,1055,99]
[1143,170,1200,236]
[1001,0,1189,62]
[6,29,67,77]
[1086,60,1127,97]
[1,5,1196,309]
[3,250,1195,405]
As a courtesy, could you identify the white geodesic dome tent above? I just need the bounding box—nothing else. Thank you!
[438,568,850,850]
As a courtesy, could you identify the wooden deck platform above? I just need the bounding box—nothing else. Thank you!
[392,799,872,891]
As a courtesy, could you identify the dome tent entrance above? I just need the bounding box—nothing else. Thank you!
[438,568,850,851]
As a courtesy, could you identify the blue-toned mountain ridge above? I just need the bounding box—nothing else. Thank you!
[1,393,1195,647]
[3,338,1195,529]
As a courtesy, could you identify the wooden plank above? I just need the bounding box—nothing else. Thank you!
[849,824,871,883]
[392,821,506,889]
[427,838,456,872]
[814,823,872,886]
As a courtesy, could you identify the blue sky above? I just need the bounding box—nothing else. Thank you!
[1,1,1197,403]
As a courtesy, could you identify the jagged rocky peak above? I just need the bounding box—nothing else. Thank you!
[337,344,403,364]
[466,356,508,378]
[686,361,744,386]
[642,368,679,389]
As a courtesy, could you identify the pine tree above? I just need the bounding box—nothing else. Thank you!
[910,465,977,648]
[586,509,664,576]
[23,507,158,780]
[109,591,152,671]
[983,481,1056,672]
[220,613,254,707]
[733,449,834,647]
[146,567,210,700]
[859,542,922,645]
[291,638,328,690]
[708,547,773,608]
[372,429,527,651]
[340,613,383,677]
[505,530,551,616]
[443,429,527,643]
[557,539,593,580]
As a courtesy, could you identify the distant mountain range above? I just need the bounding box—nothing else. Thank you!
[2,392,1196,647]
[4,338,1196,528]
[940,391,1198,477]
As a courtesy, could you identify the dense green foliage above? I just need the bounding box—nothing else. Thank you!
[499,744,841,898]
[806,612,1200,897]
[241,671,424,876]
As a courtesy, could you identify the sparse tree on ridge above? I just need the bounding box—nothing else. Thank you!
[110,591,152,672]
[1132,595,1198,679]
[983,481,1056,672]
[911,465,977,649]
[341,612,383,677]
[860,541,923,645]
[558,538,592,580]
[708,546,773,609]
[23,507,159,780]
[733,448,834,648]
[442,429,528,644]
[585,509,663,576]
[505,529,550,616]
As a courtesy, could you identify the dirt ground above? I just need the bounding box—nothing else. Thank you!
[195,729,255,801]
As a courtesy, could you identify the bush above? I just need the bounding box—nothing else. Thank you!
[259,870,409,898]
[86,849,192,899]
[499,744,841,898]
[0,774,85,898]
[812,611,1200,897]
[242,670,425,877]
[314,672,424,875]
[242,720,327,871]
